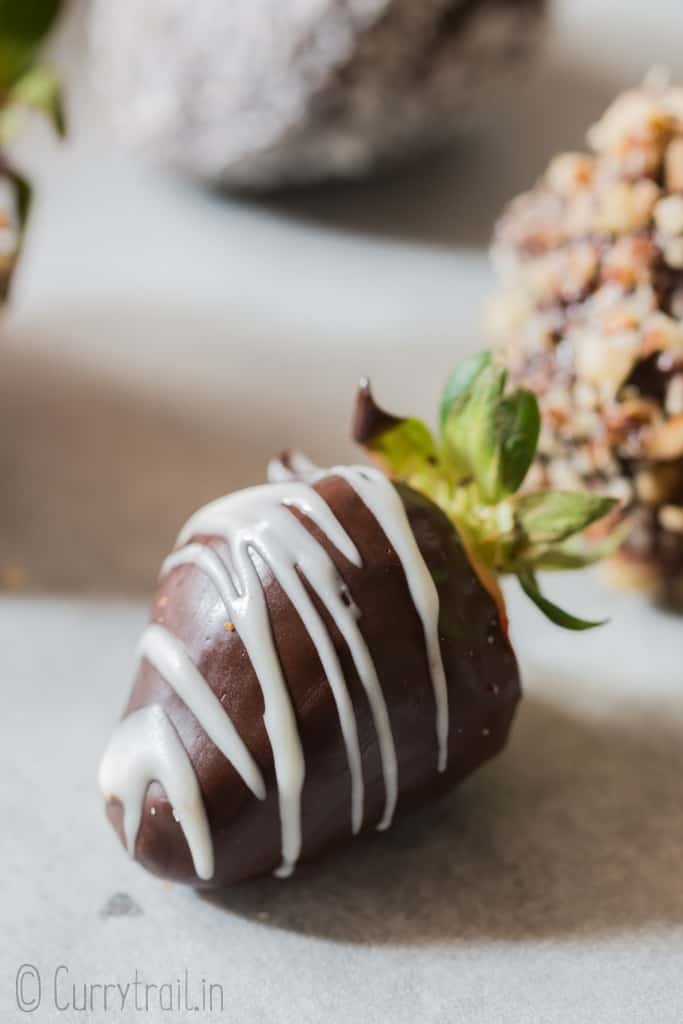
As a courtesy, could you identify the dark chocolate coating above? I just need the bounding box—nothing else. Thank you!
[106,477,520,886]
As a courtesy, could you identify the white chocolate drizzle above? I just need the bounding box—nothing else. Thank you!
[98,468,447,880]
[98,705,214,880]
[325,466,449,772]
[139,623,266,800]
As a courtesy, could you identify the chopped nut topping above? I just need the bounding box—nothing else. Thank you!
[664,237,683,268]
[654,194,683,235]
[644,415,683,459]
[635,465,681,504]
[666,375,683,415]
[545,153,596,195]
[489,75,683,578]
[664,137,683,191]
[659,504,683,533]
[595,180,659,234]
[641,312,683,357]
[575,328,641,395]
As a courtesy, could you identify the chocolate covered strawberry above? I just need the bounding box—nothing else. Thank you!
[99,353,614,886]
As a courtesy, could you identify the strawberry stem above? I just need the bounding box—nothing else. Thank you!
[354,352,618,630]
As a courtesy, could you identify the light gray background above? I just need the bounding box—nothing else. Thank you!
[2,1,683,1021]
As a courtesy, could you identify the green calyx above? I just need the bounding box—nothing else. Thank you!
[0,63,64,146]
[354,351,619,631]
[0,0,64,282]
[0,0,64,144]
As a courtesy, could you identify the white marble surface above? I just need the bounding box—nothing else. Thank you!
[2,579,683,1023]
[2,1,683,1020]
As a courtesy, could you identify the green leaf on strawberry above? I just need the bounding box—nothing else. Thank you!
[0,65,65,145]
[354,351,619,630]
[513,491,616,546]
[517,571,608,631]
[0,0,60,92]
[0,0,64,298]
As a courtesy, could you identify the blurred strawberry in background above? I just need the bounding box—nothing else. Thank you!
[86,0,544,190]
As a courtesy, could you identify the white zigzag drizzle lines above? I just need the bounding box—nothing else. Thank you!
[98,470,446,880]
